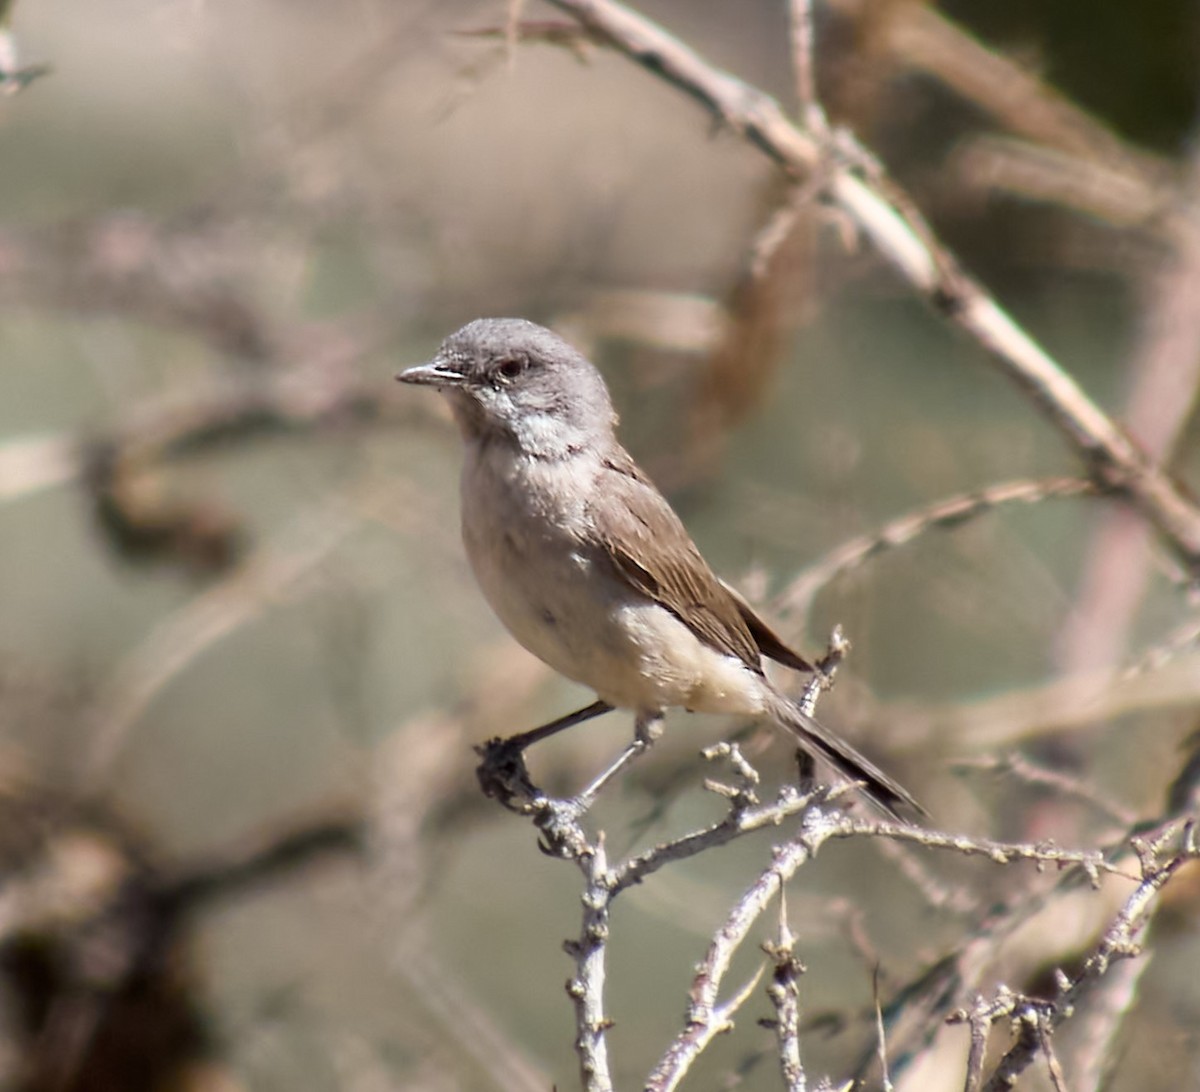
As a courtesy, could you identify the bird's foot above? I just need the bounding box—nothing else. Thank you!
[474,706,661,855]
[474,734,541,812]
[474,699,615,813]
[472,738,590,855]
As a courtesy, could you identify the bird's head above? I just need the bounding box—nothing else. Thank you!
[397,318,617,459]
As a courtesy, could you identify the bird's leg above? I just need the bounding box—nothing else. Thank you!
[520,715,667,859]
[567,711,664,814]
[476,699,614,811]
[501,698,615,752]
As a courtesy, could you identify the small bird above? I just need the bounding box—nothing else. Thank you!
[398,318,920,816]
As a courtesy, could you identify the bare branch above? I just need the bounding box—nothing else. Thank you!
[646,807,834,1092]
[953,991,1006,1092]
[564,834,616,1092]
[837,818,1117,882]
[1057,153,1200,673]
[786,0,824,135]
[611,780,824,897]
[762,892,807,1092]
[950,754,1138,828]
[780,477,1096,617]
[1038,1017,1069,1092]
[541,0,1200,571]
[975,820,1198,1090]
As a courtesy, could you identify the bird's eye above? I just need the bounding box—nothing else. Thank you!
[496,357,525,381]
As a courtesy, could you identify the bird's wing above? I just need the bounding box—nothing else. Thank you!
[591,449,765,672]
[719,579,812,673]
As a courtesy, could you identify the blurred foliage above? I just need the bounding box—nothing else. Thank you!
[943,0,1197,150]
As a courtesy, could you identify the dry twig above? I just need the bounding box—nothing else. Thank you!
[779,476,1096,618]
[539,0,1200,570]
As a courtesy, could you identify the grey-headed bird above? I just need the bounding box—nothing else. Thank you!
[398,318,919,816]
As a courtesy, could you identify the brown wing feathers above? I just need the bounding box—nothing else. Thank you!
[720,580,813,672]
[593,452,809,674]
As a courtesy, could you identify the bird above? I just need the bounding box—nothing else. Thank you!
[397,317,920,817]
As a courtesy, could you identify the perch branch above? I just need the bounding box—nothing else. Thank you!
[978,820,1197,1090]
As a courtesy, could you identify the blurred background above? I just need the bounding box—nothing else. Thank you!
[2,1,1200,1089]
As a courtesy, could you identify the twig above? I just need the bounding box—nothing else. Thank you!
[646,806,836,1092]
[950,754,1138,828]
[955,990,1008,1092]
[640,800,1118,1092]
[779,477,1095,617]
[484,697,1141,1092]
[975,820,1198,1090]
[746,181,816,280]
[540,0,1200,570]
[1038,1017,1069,1092]
[474,776,621,1090]
[865,812,1138,1083]
[1056,143,1200,674]
[610,781,828,897]
[786,0,824,135]
[762,888,807,1092]
[873,967,892,1092]
[836,818,1117,882]
[564,833,615,1092]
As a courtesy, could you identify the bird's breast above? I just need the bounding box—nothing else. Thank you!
[460,448,605,677]
[457,445,764,716]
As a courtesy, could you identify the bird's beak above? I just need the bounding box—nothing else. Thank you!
[395,358,465,389]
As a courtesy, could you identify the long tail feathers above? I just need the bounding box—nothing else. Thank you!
[769,693,924,819]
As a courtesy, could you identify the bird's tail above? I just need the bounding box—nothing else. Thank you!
[767,690,924,819]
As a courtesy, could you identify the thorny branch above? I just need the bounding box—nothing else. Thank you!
[762,898,807,1092]
[483,712,1143,1092]
[973,820,1198,1091]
